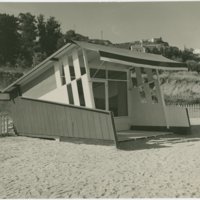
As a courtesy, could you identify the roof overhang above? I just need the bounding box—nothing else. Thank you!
[99,51,187,71]
[73,40,187,71]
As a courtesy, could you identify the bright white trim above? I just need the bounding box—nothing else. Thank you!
[71,80,80,106]
[54,62,62,88]
[62,56,71,84]
[82,75,94,108]
[72,50,81,79]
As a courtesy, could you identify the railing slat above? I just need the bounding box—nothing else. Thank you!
[166,103,200,118]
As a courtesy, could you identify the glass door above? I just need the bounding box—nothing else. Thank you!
[92,81,106,110]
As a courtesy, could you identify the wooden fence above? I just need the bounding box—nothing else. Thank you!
[0,113,9,135]
[167,103,200,118]
[10,97,117,143]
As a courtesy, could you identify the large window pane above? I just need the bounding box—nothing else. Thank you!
[78,50,86,75]
[67,84,74,105]
[108,81,128,117]
[60,64,66,85]
[92,82,106,110]
[108,70,127,80]
[77,79,85,106]
[68,55,75,81]
[90,69,106,79]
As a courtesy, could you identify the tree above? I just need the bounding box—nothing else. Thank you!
[196,62,200,73]
[36,14,46,53]
[45,16,62,56]
[0,14,20,65]
[18,13,37,68]
[152,47,160,54]
[186,60,198,71]
[57,30,89,49]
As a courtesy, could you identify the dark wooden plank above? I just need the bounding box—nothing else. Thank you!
[86,111,95,139]
[80,110,89,139]
[99,114,110,140]
[64,107,72,137]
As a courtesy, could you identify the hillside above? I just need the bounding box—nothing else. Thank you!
[0,70,23,91]
[161,71,200,104]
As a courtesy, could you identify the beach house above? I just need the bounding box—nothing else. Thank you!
[0,41,190,145]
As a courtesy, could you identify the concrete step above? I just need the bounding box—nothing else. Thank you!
[117,130,173,142]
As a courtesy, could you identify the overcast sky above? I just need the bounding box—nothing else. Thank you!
[1,2,200,49]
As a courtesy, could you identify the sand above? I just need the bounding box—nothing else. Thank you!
[1,133,200,198]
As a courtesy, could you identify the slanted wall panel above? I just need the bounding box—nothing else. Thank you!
[21,67,57,99]
[10,97,116,141]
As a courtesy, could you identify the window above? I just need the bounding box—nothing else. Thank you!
[108,70,127,80]
[132,77,138,88]
[108,81,128,117]
[141,68,148,83]
[92,82,106,110]
[60,64,66,85]
[139,86,147,103]
[90,69,106,79]
[149,82,158,104]
[67,84,74,105]
[68,55,75,81]
[77,79,85,106]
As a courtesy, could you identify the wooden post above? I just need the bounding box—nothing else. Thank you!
[110,112,119,149]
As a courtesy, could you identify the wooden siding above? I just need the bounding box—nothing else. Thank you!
[21,67,57,99]
[10,97,116,141]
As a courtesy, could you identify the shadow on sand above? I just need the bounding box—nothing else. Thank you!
[117,125,200,151]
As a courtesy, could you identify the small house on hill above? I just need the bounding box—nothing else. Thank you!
[0,41,190,145]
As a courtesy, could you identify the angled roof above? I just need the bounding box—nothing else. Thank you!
[1,40,187,93]
[74,41,187,70]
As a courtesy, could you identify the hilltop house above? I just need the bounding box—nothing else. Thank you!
[0,41,190,145]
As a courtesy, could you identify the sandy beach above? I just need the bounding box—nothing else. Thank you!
[1,132,200,198]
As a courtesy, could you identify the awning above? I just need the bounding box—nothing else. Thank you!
[73,41,187,71]
[99,51,187,70]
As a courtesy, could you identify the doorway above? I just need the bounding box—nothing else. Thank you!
[92,78,130,131]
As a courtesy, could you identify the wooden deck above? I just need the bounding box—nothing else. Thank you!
[117,130,173,142]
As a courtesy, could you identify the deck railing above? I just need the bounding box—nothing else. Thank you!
[167,103,200,118]
[0,112,11,135]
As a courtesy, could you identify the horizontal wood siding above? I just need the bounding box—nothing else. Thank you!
[10,97,115,141]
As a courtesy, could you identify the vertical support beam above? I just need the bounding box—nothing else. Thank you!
[81,75,94,108]
[156,69,169,129]
[111,112,119,149]
[71,81,80,106]
[62,56,71,84]
[54,62,62,88]
[72,50,81,79]
[82,49,95,108]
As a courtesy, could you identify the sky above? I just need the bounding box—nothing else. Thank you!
[1,1,200,50]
